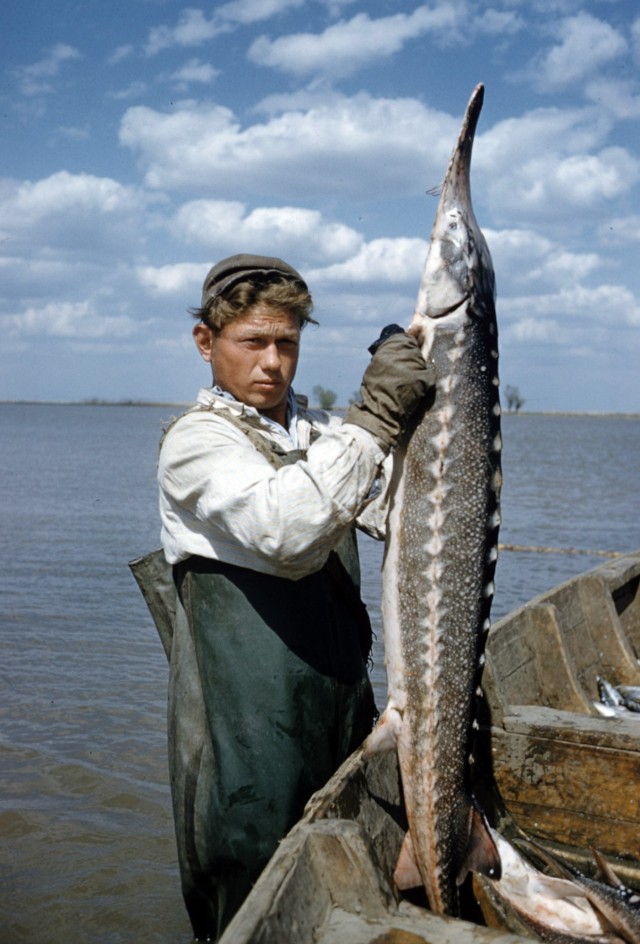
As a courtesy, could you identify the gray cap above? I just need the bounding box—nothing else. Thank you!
[201,253,307,307]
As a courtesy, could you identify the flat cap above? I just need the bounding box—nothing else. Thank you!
[201,253,307,307]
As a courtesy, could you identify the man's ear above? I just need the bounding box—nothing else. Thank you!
[193,323,215,362]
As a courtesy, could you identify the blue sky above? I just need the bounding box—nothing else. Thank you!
[2,0,639,411]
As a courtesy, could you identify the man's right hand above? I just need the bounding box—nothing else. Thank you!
[343,326,436,451]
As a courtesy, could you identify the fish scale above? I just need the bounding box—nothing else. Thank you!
[367,83,502,916]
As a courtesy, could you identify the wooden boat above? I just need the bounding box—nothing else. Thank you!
[219,550,640,943]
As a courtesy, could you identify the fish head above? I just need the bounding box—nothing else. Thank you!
[412,83,495,347]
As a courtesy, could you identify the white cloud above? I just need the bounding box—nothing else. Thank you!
[309,237,427,284]
[530,13,628,92]
[248,4,466,79]
[170,58,220,86]
[217,0,304,25]
[497,148,638,216]
[108,45,134,65]
[598,215,640,245]
[473,9,523,36]
[119,93,457,199]
[137,263,205,297]
[584,76,640,120]
[107,81,149,102]
[8,301,138,339]
[0,172,154,275]
[502,283,640,336]
[172,200,362,262]
[1,171,144,224]
[485,228,600,290]
[504,316,560,343]
[145,9,230,56]
[480,109,639,220]
[13,44,81,97]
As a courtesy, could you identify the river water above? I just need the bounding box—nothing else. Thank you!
[1,404,638,943]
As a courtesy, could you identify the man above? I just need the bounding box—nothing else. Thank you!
[157,253,433,941]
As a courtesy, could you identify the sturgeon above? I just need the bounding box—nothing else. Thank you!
[365,83,501,915]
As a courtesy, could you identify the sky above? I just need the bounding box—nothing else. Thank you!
[1,0,639,412]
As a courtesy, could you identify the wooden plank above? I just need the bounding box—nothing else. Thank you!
[491,711,640,857]
[483,604,591,718]
[501,703,640,749]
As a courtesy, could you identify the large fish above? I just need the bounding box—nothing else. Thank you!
[365,83,502,915]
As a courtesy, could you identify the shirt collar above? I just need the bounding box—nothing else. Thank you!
[210,385,299,447]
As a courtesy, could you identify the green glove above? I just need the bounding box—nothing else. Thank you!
[344,326,436,451]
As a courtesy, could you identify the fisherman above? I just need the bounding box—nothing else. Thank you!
[157,253,434,941]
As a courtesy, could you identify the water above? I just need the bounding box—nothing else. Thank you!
[1,404,638,943]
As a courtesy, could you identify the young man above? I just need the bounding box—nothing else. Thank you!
[157,254,433,941]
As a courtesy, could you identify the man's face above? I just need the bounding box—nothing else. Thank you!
[193,305,301,425]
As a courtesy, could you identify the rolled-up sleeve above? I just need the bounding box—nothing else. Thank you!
[158,410,386,579]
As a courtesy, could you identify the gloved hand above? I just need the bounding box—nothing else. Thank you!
[343,325,436,451]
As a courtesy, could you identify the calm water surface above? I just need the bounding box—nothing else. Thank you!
[1,404,638,943]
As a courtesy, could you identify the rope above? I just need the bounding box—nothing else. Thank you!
[498,543,624,559]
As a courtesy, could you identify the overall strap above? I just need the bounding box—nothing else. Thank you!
[160,402,305,470]
[137,400,373,663]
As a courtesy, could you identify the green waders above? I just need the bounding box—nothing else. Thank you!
[168,549,376,940]
[131,413,377,941]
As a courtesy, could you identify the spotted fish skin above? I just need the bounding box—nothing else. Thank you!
[373,84,501,916]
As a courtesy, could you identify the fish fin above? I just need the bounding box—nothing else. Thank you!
[362,707,401,756]
[592,848,625,889]
[394,832,423,890]
[457,805,502,886]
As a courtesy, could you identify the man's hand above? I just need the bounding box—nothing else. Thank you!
[344,326,436,451]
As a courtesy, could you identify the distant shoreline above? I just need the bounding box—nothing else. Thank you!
[1,400,639,418]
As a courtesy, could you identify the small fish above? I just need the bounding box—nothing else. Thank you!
[616,686,640,713]
[485,830,629,943]
[365,83,501,916]
[598,677,625,708]
[520,840,640,944]
[594,678,640,718]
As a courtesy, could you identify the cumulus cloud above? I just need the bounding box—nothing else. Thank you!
[247,4,466,79]
[503,283,640,335]
[479,108,639,221]
[3,171,143,219]
[485,228,600,290]
[172,200,362,262]
[137,263,206,297]
[309,237,427,284]
[119,93,458,199]
[495,148,638,217]
[528,13,627,92]
[0,172,149,248]
[8,301,138,339]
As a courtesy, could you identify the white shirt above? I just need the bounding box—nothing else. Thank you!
[158,387,388,579]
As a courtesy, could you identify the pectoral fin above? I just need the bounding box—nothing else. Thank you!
[457,805,502,886]
[394,831,424,890]
[362,706,402,756]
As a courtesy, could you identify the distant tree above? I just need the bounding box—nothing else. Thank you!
[504,385,525,413]
[348,390,362,406]
[313,385,338,411]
